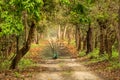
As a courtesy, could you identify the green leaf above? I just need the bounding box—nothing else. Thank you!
[60,0,70,5]
[86,0,95,4]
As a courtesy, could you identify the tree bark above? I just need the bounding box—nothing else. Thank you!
[83,36,87,51]
[97,19,107,55]
[16,35,19,57]
[99,25,105,55]
[114,2,120,62]
[75,25,81,51]
[63,25,67,40]
[67,28,71,45]
[10,21,36,69]
[23,11,28,42]
[36,32,39,44]
[95,34,98,48]
[34,28,39,44]
[104,32,112,59]
[118,2,120,62]
[106,39,112,59]
[116,27,120,62]
[86,23,93,54]
[58,25,61,40]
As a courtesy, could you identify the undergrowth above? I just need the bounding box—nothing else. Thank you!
[0,58,11,71]
[0,55,34,71]
[18,58,34,69]
[79,49,120,70]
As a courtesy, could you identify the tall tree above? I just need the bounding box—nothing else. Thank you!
[70,0,94,53]
[116,0,120,62]
[0,0,43,69]
[86,22,93,54]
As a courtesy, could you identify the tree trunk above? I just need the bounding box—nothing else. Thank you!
[10,21,36,69]
[63,25,67,40]
[97,19,107,55]
[83,36,87,51]
[75,25,81,51]
[86,23,93,54]
[106,39,112,59]
[105,30,116,60]
[16,35,19,57]
[118,2,120,62]
[95,34,98,48]
[36,32,39,44]
[99,25,105,55]
[116,27,120,62]
[104,32,112,59]
[58,25,61,40]
[67,28,71,45]
[23,11,28,42]
[114,3,120,62]
[34,28,39,44]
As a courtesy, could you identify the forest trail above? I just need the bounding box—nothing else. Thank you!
[32,58,104,80]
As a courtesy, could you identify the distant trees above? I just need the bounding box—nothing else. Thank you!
[62,0,120,61]
[44,0,120,62]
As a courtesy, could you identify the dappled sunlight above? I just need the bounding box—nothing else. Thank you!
[0,0,119,80]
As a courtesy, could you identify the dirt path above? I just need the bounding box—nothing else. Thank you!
[32,59,104,80]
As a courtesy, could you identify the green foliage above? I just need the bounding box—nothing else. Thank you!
[43,0,57,12]
[18,58,34,69]
[88,49,99,58]
[106,52,120,70]
[60,0,70,5]
[14,72,21,78]
[9,0,43,18]
[0,59,11,71]
[0,0,43,36]
[79,51,86,57]
[70,1,91,25]
[87,49,109,63]
[107,61,120,70]
[97,12,109,22]
[31,43,41,48]
[112,50,119,58]
[70,39,76,46]
[0,15,24,36]
[73,3,88,15]
[87,49,119,64]
[86,0,95,4]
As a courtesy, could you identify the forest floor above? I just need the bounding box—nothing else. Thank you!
[0,40,120,80]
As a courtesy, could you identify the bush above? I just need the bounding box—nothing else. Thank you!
[78,51,86,57]
[14,72,21,78]
[0,59,11,71]
[18,58,34,69]
[112,50,118,59]
[88,49,119,61]
[88,49,99,58]
[86,49,109,63]
[107,61,120,70]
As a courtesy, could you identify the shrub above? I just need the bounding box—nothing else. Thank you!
[18,58,34,69]
[0,59,11,71]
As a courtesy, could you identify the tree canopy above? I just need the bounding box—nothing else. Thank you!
[0,0,43,36]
